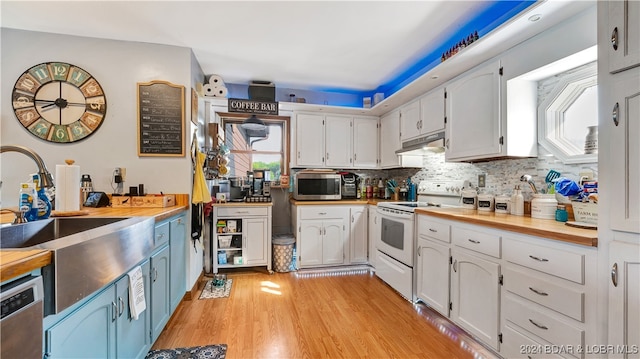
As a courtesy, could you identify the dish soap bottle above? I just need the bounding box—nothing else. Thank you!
[512,185,524,216]
[31,173,52,220]
[19,182,38,221]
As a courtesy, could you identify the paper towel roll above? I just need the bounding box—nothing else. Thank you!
[55,161,81,211]
[202,84,216,97]
[213,86,227,97]
[208,74,225,86]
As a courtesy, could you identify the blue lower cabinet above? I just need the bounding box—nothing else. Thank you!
[46,285,117,358]
[170,214,187,313]
[150,245,171,342]
[116,260,151,359]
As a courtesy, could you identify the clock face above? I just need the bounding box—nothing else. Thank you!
[11,62,107,143]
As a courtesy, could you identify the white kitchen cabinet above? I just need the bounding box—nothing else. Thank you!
[349,205,368,264]
[293,112,378,169]
[212,205,273,273]
[380,110,401,168]
[608,0,640,73]
[325,114,352,168]
[401,87,445,142]
[295,206,348,268]
[367,205,379,269]
[295,113,325,167]
[416,238,450,317]
[445,59,503,161]
[353,117,379,168]
[451,248,501,351]
[609,240,640,359]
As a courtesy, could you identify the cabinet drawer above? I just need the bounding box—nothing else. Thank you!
[299,206,348,220]
[154,221,170,247]
[504,239,584,284]
[417,216,450,243]
[501,323,565,359]
[217,207,268,217]
[504,294,584,353]
[504,267,585,322]
[452,226,501,258]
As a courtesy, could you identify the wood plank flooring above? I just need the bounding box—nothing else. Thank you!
[152,268,500,359]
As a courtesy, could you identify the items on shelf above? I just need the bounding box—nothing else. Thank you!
[441,31,480,63]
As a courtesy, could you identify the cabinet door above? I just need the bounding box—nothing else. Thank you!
[420,87,445,135]
[609,70,640,233]
[608,0,640,73]
[325,115,353,168]
[353,117,379,168]
[446,60,502,161]
[323,218,346,265]
[400,99,421,142]
[299,220,323,267]
[350,206,368,264]
[116,260,151,359]
[380,110,400,168]
[368,206,379,268]
[170,215,187,313]
[295,113,325,167]
[46,285,116,359]
[451,249,500,350]
[416,238,450,317]
[244,217,268,265]
[150,245,170,342]
[609,241,640,359]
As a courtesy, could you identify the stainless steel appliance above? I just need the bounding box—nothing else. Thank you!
[375,180,463,301]
[1,275,44,359]
[340,172,358,199]
[293,171,341,200]
[228,177,249,201]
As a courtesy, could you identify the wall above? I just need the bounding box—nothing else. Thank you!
[1,28,203,291]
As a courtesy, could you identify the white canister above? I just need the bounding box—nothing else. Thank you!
[461,189,477,209]
[477,194,494,212]
[531,194,558,219]
[494,195,510,214]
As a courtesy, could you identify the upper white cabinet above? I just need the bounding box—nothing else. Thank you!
[293,112,378,169]
[380,110,401,168]
[608,0,640,73]
[445,59,503,161]
[401,87,445,142]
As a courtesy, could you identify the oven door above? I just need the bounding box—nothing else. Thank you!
[376,207,414,267]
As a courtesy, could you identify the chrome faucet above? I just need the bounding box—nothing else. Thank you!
[1,145,55,188]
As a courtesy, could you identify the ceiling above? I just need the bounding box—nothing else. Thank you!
[1,1,534,94]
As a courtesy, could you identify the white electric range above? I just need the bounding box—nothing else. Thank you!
[375,180,464,301]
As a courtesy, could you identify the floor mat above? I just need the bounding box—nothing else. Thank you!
[198,279,233,299]
[145,344,227,359]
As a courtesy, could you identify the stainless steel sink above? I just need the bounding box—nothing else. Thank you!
[1,216,156,315]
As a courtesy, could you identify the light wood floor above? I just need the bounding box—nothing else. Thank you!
[152,268,500,359]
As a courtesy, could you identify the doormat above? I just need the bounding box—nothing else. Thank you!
[145,344,227,359]
[199,279,233,299]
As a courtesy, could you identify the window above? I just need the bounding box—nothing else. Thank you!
[537,61,598,164]
[221,114,289,182]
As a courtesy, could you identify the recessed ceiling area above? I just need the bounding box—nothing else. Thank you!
[1,0,534,96]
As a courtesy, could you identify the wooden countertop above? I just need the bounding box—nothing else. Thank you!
[212,201,273,207]
[290,198,392,205]
[415,207,598,247]
[0,194,189,283]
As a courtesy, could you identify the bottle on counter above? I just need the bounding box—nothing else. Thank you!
[19,182,38,221]
[555,204,568,222]
[360,178,366,199]
[378,178,385,199]
[366,178,373,199]
[511,185,524,216]
[31,173,51,220]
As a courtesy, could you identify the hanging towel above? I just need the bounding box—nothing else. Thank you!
[128,266,146,320]
[192,147,211,205]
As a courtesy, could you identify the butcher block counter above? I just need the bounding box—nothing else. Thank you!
[0,194,189,283]
[415,207,598,247]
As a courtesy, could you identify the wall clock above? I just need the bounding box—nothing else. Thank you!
[11,62,107,143]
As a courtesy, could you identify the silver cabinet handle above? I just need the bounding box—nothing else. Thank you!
[112,302,118,322]
[429,228,437,233]
[529,287,549,296]
[118,297,125,317]
[528,319,548,330]
[318,212,327,215]
[613,102,620,126]
[445,139,450,149]
[157,233,165,240]
[452,259,457,272]
[352,215,354,223]
[418,246,422,256]
[468,239,480,244]
[611,26,619,51]
[236,211,250,214]
[374,217,377,225]
[153,268,158,282]
[529,255,549,262]
[611,262,618,287]
[326,153,329,160]
[177,218,183,224]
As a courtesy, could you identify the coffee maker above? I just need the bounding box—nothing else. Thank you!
[250,170,271,196]
[340,172,359,199]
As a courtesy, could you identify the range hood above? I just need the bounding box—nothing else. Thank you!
[396,131,445,155]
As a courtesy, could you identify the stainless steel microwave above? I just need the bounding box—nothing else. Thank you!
[293,172,341,200]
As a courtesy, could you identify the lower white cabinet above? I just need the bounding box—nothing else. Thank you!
[350,205,368,264]
[416,237,450,317]
[367,205,380,269]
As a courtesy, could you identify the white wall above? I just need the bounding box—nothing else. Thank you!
[1,28,203,292]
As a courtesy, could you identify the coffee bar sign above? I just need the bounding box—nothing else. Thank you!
[228,98,278,115]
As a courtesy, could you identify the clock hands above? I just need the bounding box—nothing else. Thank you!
[40,101,87,109]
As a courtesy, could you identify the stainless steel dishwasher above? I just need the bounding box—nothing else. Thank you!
[1,275,44,359]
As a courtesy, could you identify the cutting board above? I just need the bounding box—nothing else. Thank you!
[51,210,89,217]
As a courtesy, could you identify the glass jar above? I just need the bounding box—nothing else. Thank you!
[555,204,568,222]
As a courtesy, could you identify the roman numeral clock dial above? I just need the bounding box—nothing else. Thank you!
[12,62,107,143]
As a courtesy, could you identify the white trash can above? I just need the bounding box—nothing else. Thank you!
[272,234,295,272]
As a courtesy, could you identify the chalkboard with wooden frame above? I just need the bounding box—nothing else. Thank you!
[137,80,185,157]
